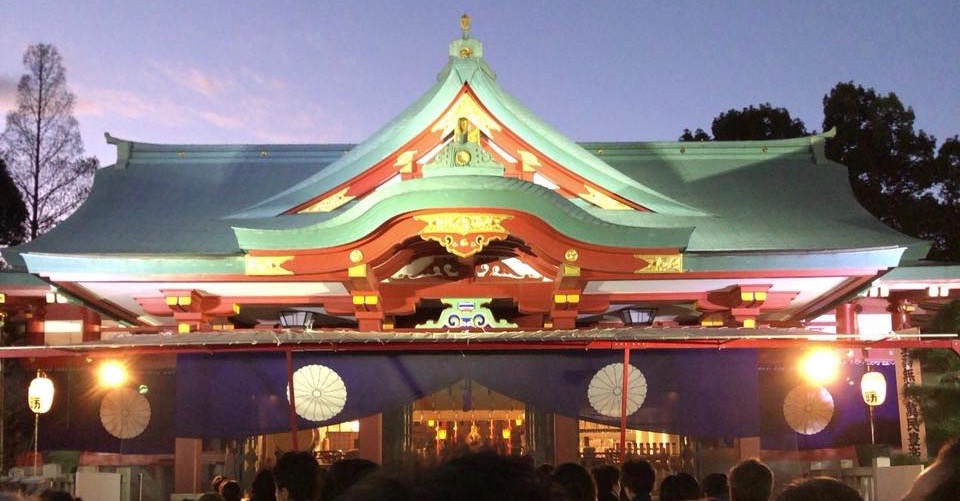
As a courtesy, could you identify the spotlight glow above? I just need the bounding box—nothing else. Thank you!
[800,349,841,385]
[97,361,129,388]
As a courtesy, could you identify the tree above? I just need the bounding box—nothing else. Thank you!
[0,44,96,240]
[679,128,711,142]
[0,159,27,246]
[711,103,808,140]
[680,103,808,142]
[906,300,960,456]
[821,82,960,261]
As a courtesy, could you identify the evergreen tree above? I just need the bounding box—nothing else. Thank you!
[0,159,27,246]
[1,44,96,240]
[711,103,808,141]
[907,300,960,456]
[822,82,959,261]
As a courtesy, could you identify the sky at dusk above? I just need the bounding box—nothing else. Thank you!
[2,1,959,166]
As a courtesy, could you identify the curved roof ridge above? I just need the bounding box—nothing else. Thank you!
[231,175,695,251]
[468,69,705,215]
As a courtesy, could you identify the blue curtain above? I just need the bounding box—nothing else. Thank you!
[175,350,760,440]
[759,363,900,450]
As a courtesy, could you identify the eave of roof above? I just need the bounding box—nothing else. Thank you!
[1,327,955,359]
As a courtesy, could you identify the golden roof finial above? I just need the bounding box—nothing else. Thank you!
[460,13,471,39]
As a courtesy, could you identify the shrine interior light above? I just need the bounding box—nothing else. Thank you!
[97,360,129,388]
[619,307,657,327]
[799,349,840,385]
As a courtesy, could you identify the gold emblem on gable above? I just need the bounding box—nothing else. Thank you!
[414,212,512,258]
[245,255,294,276]
[634,254,684,274]
[432,93,501,139]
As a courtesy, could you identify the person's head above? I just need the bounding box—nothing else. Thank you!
[702,473,729,500]
[660,474,680,501]
[672,472,702,500]
[729,458,773,501]
[621,459,656,498]
[418,450,545,501]
[592,464,620,497]
[338,473,412,501]
[273,451,321,501]
[197,493,224,501]
[220,480,242,501]
[901,438,960,501]
[41,492,74,501]
[321,458,380,501]
[210,475,225,492]
[775,477,862,501]
[548,463,597,501]
[250,468,277,501]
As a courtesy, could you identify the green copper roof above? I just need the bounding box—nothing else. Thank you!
[0,33,929,276]
[230,38,703,218]
[232,176,694,250]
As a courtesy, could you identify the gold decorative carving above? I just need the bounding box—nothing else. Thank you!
[245,255,294,276]
[455,149,472,165]
[634,254,684,274]
[300,187,355,213]
[349,249,364,263]
[415,213,512,258]
[395,150,417,173]
[579,185,632,210]
[518,150,540,172]
[432,93,501,139]
[564,249,579,262]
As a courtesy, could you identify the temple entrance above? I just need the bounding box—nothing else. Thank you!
[410,379,527,461]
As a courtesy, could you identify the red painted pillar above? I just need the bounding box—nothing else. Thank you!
[286,350,299,450]
[835,303,859,335]
[25,306,45,346]
[890,300,912,332]
[174,438,202,494]
[81,309,101,342]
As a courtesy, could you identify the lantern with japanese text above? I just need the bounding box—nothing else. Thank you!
[28,371,54,414]
[860,371,887,406]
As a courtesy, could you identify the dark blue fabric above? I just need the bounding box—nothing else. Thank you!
[39,369,176,454]
[759,363,900,450]
[175,350,760,439]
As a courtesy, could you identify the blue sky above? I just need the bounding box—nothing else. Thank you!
[2,1,958,165]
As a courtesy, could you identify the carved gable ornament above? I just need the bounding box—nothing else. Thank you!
[414,212,511,258]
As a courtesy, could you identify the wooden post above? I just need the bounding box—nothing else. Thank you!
[620,348,630,463]
[174,438,202,494]
[81,309,101,342]
[285,350,299,450]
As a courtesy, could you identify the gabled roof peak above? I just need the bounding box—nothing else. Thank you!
[448,14,484,62]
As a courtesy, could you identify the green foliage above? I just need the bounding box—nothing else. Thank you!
[680,103,808,142]
[0,159,27,246]
[712,103,808,140]
[679,128,711,142]
[821,82,960,261]
[908,300,960,455]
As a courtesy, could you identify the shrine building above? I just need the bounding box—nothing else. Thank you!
[0,15,958,498]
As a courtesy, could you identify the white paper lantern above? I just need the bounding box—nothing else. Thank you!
[28,373,55,414]
[860,371,887,407]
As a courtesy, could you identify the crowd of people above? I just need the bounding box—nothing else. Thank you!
[179,438,957,501]
[0,439,954,500]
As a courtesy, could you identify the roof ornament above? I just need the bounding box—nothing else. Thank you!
[460,13,471,40]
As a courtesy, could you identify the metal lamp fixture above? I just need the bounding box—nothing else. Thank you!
[278,310,317,330]
[619,307,657,326]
